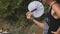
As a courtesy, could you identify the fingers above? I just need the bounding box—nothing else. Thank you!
[51,31,56,33]
[26,12,32,16]
[51,31,58,34]
[26,12,32,19]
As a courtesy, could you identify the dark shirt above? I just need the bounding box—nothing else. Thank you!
[45,7,60,34]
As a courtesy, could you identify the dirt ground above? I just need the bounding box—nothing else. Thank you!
[24,24,43,34]
[0,18,43,34]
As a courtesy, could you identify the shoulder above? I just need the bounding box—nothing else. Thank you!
[53,2,60,7]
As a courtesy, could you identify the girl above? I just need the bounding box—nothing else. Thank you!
[26,0,60,34]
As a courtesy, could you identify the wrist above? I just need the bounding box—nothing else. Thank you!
[30,17,35,21]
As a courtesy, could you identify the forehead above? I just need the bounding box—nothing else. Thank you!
[42,0,48,2]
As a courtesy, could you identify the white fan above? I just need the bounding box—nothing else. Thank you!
[28,1,44,18]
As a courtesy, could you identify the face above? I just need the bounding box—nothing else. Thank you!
[42,0,54,4]
[42,0,48,4]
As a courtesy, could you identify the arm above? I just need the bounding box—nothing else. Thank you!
[52,3,60,18]
[31,18,44,28]
[26,12,44,28]
[57,27,60,34]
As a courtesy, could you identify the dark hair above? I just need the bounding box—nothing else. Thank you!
[55,0,60,4]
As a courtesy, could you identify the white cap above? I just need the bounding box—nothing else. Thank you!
[28,1,44,18]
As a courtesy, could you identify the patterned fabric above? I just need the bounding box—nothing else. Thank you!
[43,21,49,34]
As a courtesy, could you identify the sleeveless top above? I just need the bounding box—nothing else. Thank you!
[44,7,60,34]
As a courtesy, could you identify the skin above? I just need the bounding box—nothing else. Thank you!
[52,27,60,34]
[26,12,44,28]
[26,0,60,34]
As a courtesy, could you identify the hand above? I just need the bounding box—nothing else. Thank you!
[26,12,32,19]
[51,31,59,34]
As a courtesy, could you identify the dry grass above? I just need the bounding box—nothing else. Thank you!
[23,24,43,34]
[0,18,43,34]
